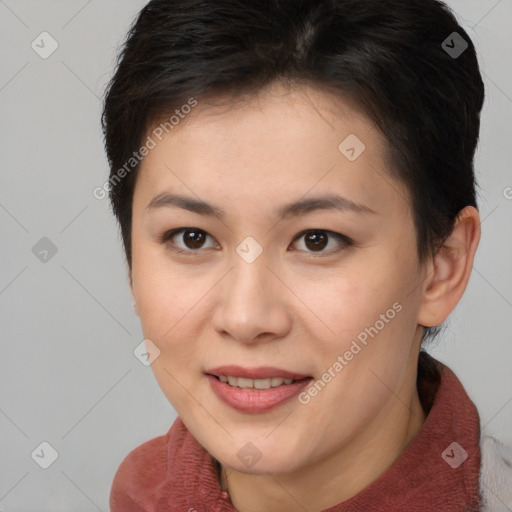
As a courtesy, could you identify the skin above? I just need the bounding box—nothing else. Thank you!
[129,81,481,512]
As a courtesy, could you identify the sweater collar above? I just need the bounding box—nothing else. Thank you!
[162,352,482,512]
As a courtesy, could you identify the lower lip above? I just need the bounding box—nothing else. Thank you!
[207,375,312,413]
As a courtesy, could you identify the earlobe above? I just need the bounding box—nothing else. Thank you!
[417,206,481,327]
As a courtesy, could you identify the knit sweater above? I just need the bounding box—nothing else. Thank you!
[110,352,512,511]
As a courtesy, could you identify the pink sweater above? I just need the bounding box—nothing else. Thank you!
[110,353,482,511]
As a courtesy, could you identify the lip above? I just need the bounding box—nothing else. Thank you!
[205,366,313,413]
[206,365,311,380]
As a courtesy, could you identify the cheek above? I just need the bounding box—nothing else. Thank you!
[307,269,400,341]
[132,242,196,319]
[131,255,226,382]
[307,257,419,374]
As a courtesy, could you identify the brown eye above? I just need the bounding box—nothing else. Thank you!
[181,229,206,249]
[292,229,352,256]
[161,228,218,253]
[303,231,328,251]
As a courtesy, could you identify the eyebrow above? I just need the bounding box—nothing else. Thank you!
[146,192,377,219]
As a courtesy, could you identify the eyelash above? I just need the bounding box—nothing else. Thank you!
[159,228,353,258]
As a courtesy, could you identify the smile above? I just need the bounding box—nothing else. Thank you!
[215,375,296,389]
[206,366,313,413]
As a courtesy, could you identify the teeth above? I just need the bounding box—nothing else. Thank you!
[271,377,284,387]
[238,377,254,388]
[217,375,296,389]
[254,378,270,389]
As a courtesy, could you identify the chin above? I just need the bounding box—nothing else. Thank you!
[221,454,303,476]
[209,437,308,476]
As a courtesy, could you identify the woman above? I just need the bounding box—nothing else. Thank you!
[101,0,512,510]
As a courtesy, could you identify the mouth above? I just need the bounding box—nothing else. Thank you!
[210,374,307,389]
[205,366,313,412]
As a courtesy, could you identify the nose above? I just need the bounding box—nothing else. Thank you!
[211,256,292,345]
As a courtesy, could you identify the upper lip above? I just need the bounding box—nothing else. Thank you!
[206,365,311,380]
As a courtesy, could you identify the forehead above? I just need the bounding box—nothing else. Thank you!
[134,83,411,221]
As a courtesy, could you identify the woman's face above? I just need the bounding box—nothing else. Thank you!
[130,83,428,475]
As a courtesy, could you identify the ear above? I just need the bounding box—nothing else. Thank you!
[417,206,481,327]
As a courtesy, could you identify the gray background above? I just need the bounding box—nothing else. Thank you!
[0,0,511,510]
